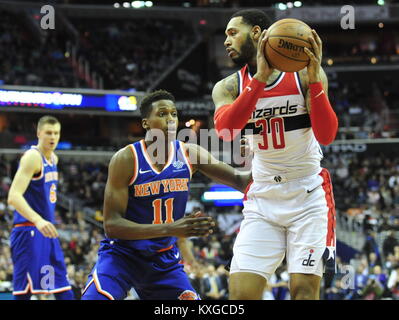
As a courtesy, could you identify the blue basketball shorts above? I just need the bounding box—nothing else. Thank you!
[81,241,199,300]
[10,225,72,296]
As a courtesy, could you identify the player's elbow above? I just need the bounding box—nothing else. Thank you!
[214,110,240,142]
[103,218,118,238]
[317,135,336,146]
[314,118,338,146]
[7,192,17,207]
[317,125,338,146]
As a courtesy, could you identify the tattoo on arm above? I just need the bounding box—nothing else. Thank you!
[224,74,238,100]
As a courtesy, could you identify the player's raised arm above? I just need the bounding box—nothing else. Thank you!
[212,30,273,142]
[103,146,215,240]
[185,143,252,193]
[303,29,338,146]
[7,150,58,238]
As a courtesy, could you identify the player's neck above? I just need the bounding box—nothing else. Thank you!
[247,61,257,76]
[143,138,172,166]
[37,145,53,161]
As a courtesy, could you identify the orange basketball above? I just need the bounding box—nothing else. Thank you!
[264,18,313,72]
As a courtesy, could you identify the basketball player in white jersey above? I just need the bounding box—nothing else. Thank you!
[212,9,338,300]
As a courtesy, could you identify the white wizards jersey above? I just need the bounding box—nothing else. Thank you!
[238,65,323,181]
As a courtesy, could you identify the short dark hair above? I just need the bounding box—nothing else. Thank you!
[230,9,272,31]
[140,90,175,118]
[37,115,60,129]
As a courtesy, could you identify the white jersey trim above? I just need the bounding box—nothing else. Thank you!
[237,71,243,95]
[294,72,305,99]
[264,72,285,91]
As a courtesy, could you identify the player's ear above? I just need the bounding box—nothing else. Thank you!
[142,118,149,130]
[252,26,262,41]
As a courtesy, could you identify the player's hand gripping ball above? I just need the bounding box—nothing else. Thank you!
[264,18,314,72]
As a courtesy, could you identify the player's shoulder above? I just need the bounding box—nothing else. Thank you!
[183,143,214,168]
[17,149,42,172]
[21,148,42,163]
[112,144,136,164]
[213,72,238,92]
[108,145,136,177]
[212,72,239,107]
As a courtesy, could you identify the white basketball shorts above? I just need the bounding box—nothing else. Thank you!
[230,168,336,282]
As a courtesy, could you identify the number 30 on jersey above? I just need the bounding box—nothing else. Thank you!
[255,117,286,150]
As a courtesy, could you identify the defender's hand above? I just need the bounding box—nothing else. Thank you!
[168,212,215,238]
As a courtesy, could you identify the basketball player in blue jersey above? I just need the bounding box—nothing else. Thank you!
[81,90,251,300]
[7,116,74,300]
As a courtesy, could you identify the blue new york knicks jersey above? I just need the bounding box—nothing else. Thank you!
[13,146,58,225]
[10,146,72,297]
[82,140,199,300]
[109,139,192,253]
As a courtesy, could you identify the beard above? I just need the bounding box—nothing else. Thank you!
[231,34,257,68]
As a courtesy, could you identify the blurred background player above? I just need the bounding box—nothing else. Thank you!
[212,9,338,299]
[7,116,74,300]
[81,90,251,300]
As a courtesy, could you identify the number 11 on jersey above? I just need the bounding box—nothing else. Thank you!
[152,198,174,224]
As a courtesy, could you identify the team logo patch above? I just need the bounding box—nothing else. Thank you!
[49,183,57,203]
[302,249,316,267]
[178,290,198,300]
[173,160,184,170]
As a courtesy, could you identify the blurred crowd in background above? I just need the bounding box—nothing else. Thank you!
[0,10,195,91]
[1,147,399,300]
[1,1,399,300]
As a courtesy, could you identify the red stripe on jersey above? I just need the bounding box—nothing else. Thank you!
[319,168,336,247]
[243,180,253,201]
[14,222,35,228]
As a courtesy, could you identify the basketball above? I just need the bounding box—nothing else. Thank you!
[264,18,313,72]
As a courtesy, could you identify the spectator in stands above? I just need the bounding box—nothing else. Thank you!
[383,231,399,257]
[201,264,226,300]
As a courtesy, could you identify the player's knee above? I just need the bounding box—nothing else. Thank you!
[229,288,259,300]
[229,273,266,300]
[291,288,316,300]
[290,282,319,300]
[290,273,320,300]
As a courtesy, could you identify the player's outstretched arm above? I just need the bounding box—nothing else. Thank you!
[185,143,252,193]
[103,147,215,240]
[7,150,58,238]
